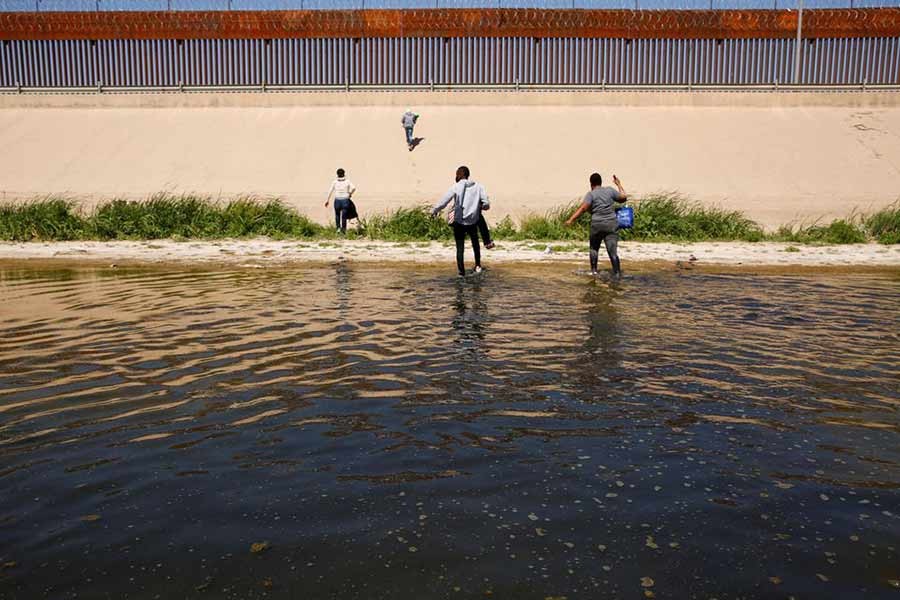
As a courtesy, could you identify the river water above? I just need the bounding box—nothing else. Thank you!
[1,263,899,599]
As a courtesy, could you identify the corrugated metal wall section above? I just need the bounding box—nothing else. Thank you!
[2,36,899,87]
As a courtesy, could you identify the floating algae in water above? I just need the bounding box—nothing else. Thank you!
[250,541,270,554]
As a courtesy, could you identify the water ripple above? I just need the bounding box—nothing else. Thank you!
[1,264,899,598]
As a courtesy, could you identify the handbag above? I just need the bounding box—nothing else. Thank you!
[615,205,634,229]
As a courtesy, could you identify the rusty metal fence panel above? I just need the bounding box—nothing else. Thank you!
[2,35,899,87]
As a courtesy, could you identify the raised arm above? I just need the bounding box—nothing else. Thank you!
[612,175,629,202]
[348,181,357,199]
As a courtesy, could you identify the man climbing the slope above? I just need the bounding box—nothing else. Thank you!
[401,108,419,151]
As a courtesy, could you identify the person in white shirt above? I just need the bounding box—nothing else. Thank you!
[325,168,357,234]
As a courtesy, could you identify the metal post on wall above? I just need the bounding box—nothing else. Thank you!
[793,0,804,84]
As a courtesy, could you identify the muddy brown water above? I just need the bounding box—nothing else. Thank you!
[1,263,899,599]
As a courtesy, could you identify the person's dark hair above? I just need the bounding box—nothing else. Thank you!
[336,168,345,177]
[590,173,602,187]
[456,165,470,182]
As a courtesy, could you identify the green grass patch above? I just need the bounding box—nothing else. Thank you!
[865,202,900,245]
[1,193,898,245]
[89,195,325,240]
[772,218,868,245]
[1,194,327,242]
[490,215,518,240]
[360,206,452,242]
[515,203,586,241]
[512,194,764,243]
[0,197,88,241]
[623,194,764,242]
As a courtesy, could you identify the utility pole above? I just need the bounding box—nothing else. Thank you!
[792,0,803,84]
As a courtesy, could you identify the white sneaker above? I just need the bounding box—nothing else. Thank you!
[474,266,483,274]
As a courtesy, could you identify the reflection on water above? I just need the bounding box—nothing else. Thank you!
[1,263,899,599]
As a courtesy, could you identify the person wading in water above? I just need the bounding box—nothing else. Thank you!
[565,172,629,277]
[432,165,490,277]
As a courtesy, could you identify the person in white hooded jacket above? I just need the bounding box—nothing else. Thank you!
[431,165,489,277]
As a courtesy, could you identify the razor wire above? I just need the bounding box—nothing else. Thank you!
[3,0,899,13]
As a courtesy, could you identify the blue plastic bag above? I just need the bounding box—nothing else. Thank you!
[616,206,634,229]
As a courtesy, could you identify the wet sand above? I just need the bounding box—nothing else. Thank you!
[1,238,899,268]
[2,91,900,230]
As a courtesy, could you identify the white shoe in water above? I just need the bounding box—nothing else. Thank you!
[474,266,483,274]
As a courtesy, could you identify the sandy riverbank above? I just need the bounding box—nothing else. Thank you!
[2,239,898,269]
[2,92,900,230]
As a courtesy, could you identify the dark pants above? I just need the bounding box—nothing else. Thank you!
[476,214,492,246]
[589,223,620,274]
[404,126,414,145]
[334,198,350,232]
[452,223,481,276]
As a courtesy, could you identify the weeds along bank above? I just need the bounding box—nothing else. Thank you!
[1,195,898,245]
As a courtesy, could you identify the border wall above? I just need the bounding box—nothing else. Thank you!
[1,8,899,88]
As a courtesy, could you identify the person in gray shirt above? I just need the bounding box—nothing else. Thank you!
[565,172,629,276]
[401,109,419,151]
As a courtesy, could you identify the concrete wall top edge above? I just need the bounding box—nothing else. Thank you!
[3,91,900,109]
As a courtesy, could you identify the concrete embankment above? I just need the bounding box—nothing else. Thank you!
[2,91,900,229]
